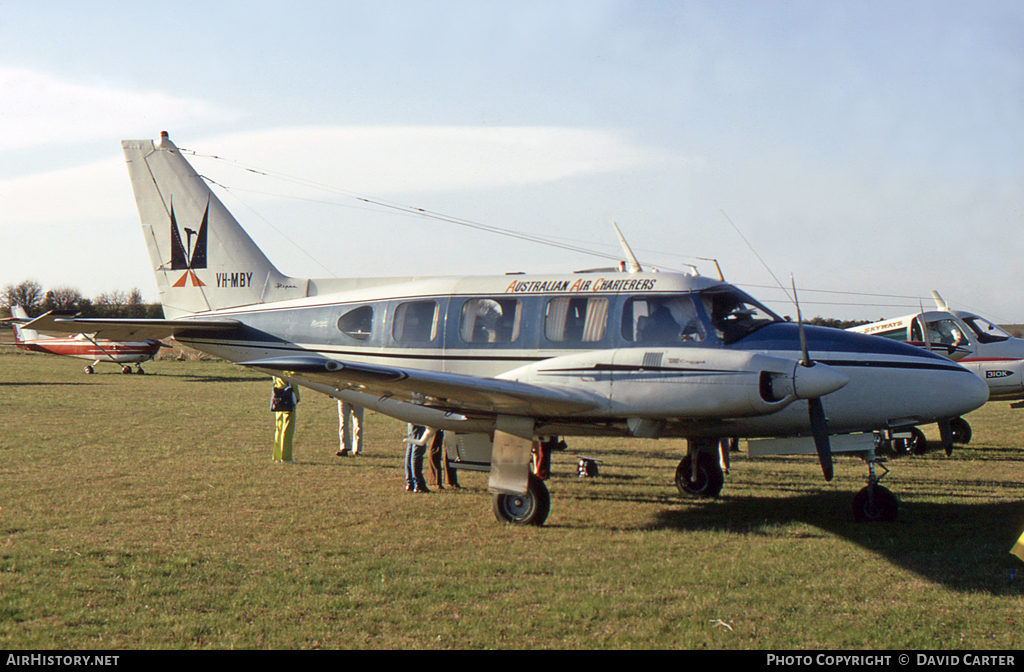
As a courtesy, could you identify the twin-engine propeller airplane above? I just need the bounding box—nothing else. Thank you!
[3,305,163,374]
[26,132,990,526]
[848,291,1024,452]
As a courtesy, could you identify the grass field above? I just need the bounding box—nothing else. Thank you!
[1,348,1023,649]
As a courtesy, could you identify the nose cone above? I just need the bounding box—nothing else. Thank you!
[793,362,850,399]
[948,368,990,417]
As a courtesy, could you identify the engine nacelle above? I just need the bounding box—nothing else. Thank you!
[499,347,847,420]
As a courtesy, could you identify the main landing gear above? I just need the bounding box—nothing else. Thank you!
[492,474,550,526]
[674,436,900,522]
[675,437,726,498]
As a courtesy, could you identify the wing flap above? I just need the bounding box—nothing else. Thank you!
[237,355,603,416]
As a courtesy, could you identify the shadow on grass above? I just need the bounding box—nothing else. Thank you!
[649,491,1024,595]
[0,382,99,387]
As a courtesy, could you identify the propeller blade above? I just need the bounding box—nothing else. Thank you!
[791,276,811,366]
[937,419,954,456]
[808,396,834,481]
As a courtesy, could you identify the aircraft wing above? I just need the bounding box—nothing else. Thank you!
[21,312,242,342]
[237,355,603,417]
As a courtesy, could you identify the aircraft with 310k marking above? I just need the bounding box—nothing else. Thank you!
[26,132,989,526]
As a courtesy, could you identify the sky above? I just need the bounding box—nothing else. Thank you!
[1,1,1022,322]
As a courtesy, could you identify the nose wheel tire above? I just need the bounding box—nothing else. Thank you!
[949,417,971,445]
[675,452,724,498]
[852,485,898,522]
[493,474,550,526]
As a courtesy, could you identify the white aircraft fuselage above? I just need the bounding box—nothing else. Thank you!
[27,133,992,524]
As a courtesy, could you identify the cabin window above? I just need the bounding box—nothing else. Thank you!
[337,306,374,341]
[460,298,522,343]
[700,288,780,344]
[393,301,439,343]
[871,327,910,342]
[621,295,706,343]
[925,319,969,347]
[544,297,608,342]
[961,316,1011,344]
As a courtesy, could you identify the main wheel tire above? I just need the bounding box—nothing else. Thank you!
[675,452,724,498]
[121,366,132,375]
[852,485,899,522]
[949,417,972,445]
[493,474,550,526]
[83,366,94,375]
[908,427,928,455]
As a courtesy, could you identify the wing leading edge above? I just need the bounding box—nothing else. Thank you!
[237,355,604,417]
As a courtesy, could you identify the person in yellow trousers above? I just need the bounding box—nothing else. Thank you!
[271,376,299,462]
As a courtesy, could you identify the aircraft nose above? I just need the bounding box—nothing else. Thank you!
[952,368,990,416]
[793,362,850,400]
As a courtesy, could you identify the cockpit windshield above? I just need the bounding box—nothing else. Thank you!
[700,288,782,344]
[961,315,1012,344]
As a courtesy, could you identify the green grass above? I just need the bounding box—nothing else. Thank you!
[1,349,1022,649]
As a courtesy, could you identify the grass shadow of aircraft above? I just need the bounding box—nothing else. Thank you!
[647,491,1024,595]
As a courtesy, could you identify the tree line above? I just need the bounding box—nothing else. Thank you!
[0,280,162,320]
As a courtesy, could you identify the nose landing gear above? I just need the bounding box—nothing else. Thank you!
[853,444,898,522]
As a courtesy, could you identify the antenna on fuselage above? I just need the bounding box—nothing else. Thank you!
[612,222,642,274]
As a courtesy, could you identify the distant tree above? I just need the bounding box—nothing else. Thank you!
[1,280,44,314]
[41,286,85,312]
[95,290,131,317]
[808,317,871,330]
[127,288,147,317]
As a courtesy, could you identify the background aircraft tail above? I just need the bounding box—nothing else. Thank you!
[122,133,310,318]
[9,306,36,343]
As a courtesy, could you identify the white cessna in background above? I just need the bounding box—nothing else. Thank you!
[28,132,990,526]
[849,291,1024,451]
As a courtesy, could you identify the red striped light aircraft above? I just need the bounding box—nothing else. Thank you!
[4,305,163,374]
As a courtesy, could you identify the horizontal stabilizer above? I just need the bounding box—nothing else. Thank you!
[22,313,242,342]
[237,355,602,416]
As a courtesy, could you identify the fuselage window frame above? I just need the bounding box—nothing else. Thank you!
[459,297,524,345]
[336,305,374,341]
[392,300,440,344]
[543,296,609,344]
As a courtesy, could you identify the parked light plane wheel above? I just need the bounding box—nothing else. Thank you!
[135,367,146,375]
[83,366,94,375]
[908,427,928,455]
[675,452,724,498]
[852,485,898,523]
[493,474,550,526]
[949,417,972,445]
[120,365,132,375]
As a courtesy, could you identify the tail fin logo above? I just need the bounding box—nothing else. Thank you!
[170,199,208,287]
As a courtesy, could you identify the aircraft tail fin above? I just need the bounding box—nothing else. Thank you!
[8,306,36,343]
[931,290,949,311]
[121,133,310,318]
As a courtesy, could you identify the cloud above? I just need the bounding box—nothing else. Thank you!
[0,67,236,152]
[0,157,135,225]
[183,125,686,195]
[0,125,687,228]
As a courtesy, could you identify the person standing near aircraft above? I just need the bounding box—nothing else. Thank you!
[337,401,364,456]
[427,430,459,489]
[404,424,431,492]
[271,377,299,462]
